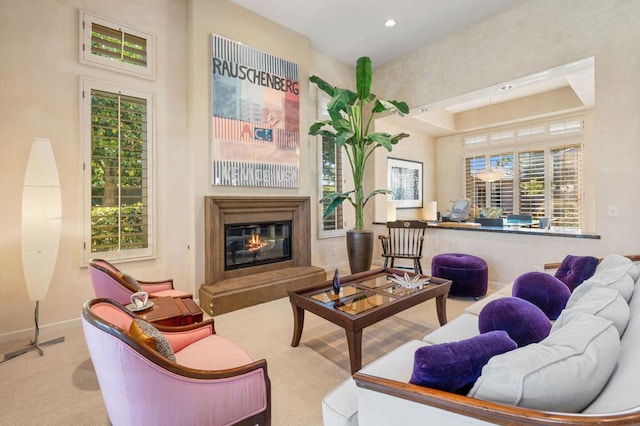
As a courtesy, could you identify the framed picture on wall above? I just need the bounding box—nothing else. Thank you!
[387,157,423,209]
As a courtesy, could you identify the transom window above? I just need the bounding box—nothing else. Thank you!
[79,10,155,79]
[464,117,584,228]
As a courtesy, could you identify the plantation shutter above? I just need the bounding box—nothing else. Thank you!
[321,136,343,231]
[490,153,514,214]
[80,10,154,79]
[551,145,582,227]
[518,150,545,219]
[91,23,148,68]
[90,89,149,252]
[465,156,486,207]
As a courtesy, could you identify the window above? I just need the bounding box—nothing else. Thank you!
[81,79,154,262]
[79,10,155,79]
[317,93,344,237]
[464,118,584,228]
[321,136,344,234]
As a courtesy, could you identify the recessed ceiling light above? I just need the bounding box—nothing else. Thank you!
[384,19,396,28]
[498,84,515,92]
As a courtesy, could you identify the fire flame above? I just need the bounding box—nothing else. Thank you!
[246,233,268,252]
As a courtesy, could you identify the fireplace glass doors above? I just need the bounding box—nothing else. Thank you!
[224,221,292,271]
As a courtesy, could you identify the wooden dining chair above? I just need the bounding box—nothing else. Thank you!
[378,220,428,274]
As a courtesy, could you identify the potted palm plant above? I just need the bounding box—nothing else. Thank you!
[310,56,410,273]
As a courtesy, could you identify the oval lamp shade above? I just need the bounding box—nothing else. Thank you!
[21,138,61,302]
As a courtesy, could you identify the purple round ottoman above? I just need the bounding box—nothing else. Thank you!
[431,253,488,298]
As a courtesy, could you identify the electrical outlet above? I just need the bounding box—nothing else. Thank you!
[608,205,617,216]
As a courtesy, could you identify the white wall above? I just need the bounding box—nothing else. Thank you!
[308,51,356,271]
[373,0,640,283]
[3,0,640,338]
[186,0,356,287]
[0,0,190,338]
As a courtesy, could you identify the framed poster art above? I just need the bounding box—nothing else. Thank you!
[387,157,423,209]
[210,34,300,188]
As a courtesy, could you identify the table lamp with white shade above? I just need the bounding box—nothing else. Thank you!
[3,138,65,361]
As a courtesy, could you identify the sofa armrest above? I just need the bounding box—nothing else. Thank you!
[353,373,640,425]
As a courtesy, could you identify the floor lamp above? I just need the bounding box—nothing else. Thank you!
[3,138,65,362]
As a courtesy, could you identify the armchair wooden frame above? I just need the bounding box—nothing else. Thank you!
[89,258,188,296]
[82,298,271,426]
[88,259,192,305]
[378,220,428,274]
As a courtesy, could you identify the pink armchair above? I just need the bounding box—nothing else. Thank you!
[89,259,191,305]
[82,298,271,426]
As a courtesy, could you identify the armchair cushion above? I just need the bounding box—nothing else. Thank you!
[163,324,214,353]
[554,255,598,291]
[410,330,516,394]
[129,318,176,361]
[512,271,571,320]
[478,297,551,347]
[175,334,255,370]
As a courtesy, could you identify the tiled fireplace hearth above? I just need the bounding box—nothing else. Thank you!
[199,196,326,316]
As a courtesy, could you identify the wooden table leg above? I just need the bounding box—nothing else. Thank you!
[290,303,305,347]
[345,329,363,374]
[435,294,448,326]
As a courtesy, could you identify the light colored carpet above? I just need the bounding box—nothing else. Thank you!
[0,295,472,425]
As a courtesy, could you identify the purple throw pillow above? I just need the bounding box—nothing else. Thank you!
[554,255,598,292]
[512,271,571,320]
[479,297,551,347]
[410,331,517,394]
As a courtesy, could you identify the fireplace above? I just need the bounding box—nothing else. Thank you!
[203,195,316,283]
[200,196,326,316]
[225,220,292,271]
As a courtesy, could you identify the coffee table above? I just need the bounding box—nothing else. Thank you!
[133,296,204,326]
[288,268,452,374]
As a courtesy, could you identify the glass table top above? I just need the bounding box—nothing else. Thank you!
[334,292,396,315]
[307,271,438,315]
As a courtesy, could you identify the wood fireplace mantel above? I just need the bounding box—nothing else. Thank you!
[204,196,313,284]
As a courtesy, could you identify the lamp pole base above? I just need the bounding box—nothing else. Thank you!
[2,301,65,362]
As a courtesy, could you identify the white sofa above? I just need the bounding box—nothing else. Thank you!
[322,254,640,425]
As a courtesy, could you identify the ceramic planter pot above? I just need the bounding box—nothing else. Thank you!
[346,229,374,274]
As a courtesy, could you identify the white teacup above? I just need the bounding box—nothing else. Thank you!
[130,291,149,308]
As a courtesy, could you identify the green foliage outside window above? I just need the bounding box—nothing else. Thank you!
[90,89,148,252]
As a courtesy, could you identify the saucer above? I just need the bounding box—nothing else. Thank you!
[126,301,154,312]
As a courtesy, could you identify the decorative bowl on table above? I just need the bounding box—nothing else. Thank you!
[388,273,430,291]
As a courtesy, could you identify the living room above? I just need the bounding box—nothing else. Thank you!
[1,0,639,424]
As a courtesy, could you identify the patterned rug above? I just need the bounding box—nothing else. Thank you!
[302,315,433,372]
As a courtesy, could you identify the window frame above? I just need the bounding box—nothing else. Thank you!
[463,116,585,228]
[79,10,155,79]
[80,78,155,264]
[317,93,345,239]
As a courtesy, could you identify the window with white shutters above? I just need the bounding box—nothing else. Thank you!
[321,136,344,234]
[551,145,582,227]
[490,153,514,214]
[518,150,546,218]
[465,156,486,208]
[463,117,584,228]
[82,79,154,263]
[79,10,155,79]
